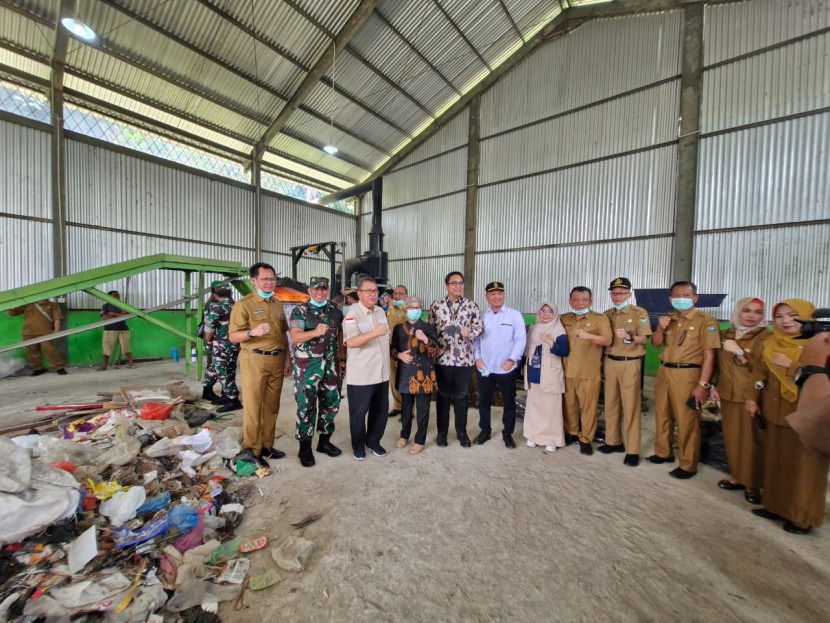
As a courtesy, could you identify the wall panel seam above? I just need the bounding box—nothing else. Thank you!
[389,144,468,175]
[384,189,467,211]
[65,222,251,252]
[704,25,830,71]
[0,212,53,224]
[699,106,830,140]
[477,233,675,255]
[695,219,830,235]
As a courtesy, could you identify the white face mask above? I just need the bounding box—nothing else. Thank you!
[571,308,589,315]
[613,301,630,310]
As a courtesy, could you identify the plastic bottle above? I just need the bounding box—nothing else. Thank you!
[191,347,197,364]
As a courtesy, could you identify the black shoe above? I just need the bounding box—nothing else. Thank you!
[623,453,640,466]
[436,433,448,447]
[783,521,812,535]
[646,454,675,464]
[564,433,579,446]
[260,447,286,459]
[30,369,46,377]
[255,454,270,468]
[316,434,342,457]
[503,435,516,449]
[388,409,401,417]
[201,386,219,401]
[298,439,315,467]
[669,467,696,479]
[458,433,472,448]
[56,368,68,375]
[718,479,745,491]
[211,395,229,405]
[745,489,762,505]
[233,449,258,468]
[216,398,242,413]
[752,508,783,521]
[598,444,625,454]
[473,431,491,445]
[579,442,593,455]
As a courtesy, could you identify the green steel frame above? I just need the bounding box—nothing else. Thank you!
[0,254,253,377]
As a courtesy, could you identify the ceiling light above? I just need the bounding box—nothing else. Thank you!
[322,37,338,157]
[61,17,97,42]
[323,145,338,155]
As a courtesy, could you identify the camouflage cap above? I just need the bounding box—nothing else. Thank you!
[309,276,330,289]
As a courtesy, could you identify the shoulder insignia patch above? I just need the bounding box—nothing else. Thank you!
[640,318,648,324]
[707,325,716,332]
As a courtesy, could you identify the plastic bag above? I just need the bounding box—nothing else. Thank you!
[144,437,187,458]
[174,516,204,553]
[88,479,126,500]
[180,429,212,452]
[141,402,175,420]
[0,438,32,493]
[213,427,242,459]
[136,490,170,514]
[0,488,81,545]
[112,517,168,548]
[34,437,105,465]
[95,437,141,470]
[207,537,244,566]
[271,537,315,573]
[169,504,199,534]
[99,486,147,526]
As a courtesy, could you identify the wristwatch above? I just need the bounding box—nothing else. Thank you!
[793,365,830,388]
[698,381,711,389]
[735,348,745,357]
[246,329,253,338]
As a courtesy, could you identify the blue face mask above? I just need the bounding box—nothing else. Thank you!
[257,289,273,299]
[309,298,327,308]
[406,309,422,321]
[671,298,694,312]
[571,308,589,315]
[613,301,630,310]
[393,300,404,307]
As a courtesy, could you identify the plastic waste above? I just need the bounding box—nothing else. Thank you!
[249,570,282,591]
[165,573,241,612]
[136,490,171,514]
[171,347,180,362]
[207,537,244,566]
[213,427,242,458]
[179,449,218,477]
[33,436,106,465]
[235,459,257,477]
[95,437,141,470]
[144,437,187,458]
[25,568,130,617]
[201,514,226,540]
[141,402,175,420]
[99,486,147,526]
[180,429,213,452]
[0,487,81,545]
[10,434,41,451]
[113,517,169,548]
[174,516,204,553]
[104,582,168,623]
[50,461,76,473]
[30,460,79,489]
[0,438,32,493]
[88,479,126,500]
[271,536,315,572]
[169,504,199,534]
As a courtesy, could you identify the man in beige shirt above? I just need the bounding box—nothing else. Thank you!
[342,277,391,461]
[387,284,409,417]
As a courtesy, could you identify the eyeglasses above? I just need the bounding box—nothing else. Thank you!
[256,277,276,283]
[539,309,554,314]
[359,289,379,294]
[448,281,464,286]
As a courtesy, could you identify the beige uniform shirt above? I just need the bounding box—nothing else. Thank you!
[560,310,612,380]
[604,304,652,357]
[229,293,289,352]
[8,301,62,336]
[658,309,721,365]
[387,304,407,334]
[343,302,390,386]
[714,327,771,402]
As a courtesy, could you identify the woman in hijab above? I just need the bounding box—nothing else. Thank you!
[710,298,771,504]
[523,302,569,452]
[751,299,828,535]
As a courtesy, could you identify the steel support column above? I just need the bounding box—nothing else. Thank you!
[253,154,262,258]
[463,95,481,299]
[673,3,704,282]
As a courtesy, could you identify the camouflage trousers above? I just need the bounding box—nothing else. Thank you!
[202,339,239,399]
[293,356,341,440]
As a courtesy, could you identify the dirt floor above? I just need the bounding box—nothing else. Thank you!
[2,361,830,622]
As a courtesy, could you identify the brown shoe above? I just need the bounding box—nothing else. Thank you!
[409,444,424,455]
[396,438,407,449]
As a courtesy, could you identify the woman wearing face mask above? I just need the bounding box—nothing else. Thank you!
[750,299,828,535]
[709,298,771,504]
[523,302,569,452]
[391,297,439,454]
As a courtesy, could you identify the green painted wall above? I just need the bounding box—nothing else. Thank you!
[1,310,194,367]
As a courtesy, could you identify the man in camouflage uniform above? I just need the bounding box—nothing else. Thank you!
[201,281,241,413]
[289,276,344,467]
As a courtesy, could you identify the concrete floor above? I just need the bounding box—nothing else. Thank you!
[2,362,829,622]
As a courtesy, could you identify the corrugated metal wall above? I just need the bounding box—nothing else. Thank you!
[394,108,469,170]
[695,0,830,313]
[260,192,356,256]
[0,118,53,289]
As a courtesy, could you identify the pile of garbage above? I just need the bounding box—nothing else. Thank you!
[0,388,315,622]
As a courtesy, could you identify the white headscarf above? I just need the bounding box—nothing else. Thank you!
[525,301,565,357]
[730,297,766,338]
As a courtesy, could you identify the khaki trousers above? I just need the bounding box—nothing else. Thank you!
[603,358,642,453]
[239,349,286,454]
[389,357,402,411]
[23,333,64,371]
[654,366,700,472]
[564,377,601,443]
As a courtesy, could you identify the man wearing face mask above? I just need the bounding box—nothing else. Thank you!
[561,286,613,455]
[289,277,344,467]
[387,284,409,417]
[649,281,721,479]
[229,263,292,468]
[602,278,652,466]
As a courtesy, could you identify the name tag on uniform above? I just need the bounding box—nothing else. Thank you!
[501,323,513,326]
[358,322,372,330]
[254,310,265,315]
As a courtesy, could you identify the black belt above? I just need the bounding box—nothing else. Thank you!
[250,348,283,356]
[660,361,701,369]
[605,355,641,361]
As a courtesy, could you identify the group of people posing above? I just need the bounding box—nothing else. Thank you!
[218,263,828,537]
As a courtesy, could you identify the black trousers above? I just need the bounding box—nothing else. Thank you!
[435,364,474,436]
[401,393,431,445]
[477,369,518,437]
[347,382,389,453]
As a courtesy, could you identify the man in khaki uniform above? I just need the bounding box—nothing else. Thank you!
[7,300,66,375]
[387,284,408,417]
[342,277,391,461]
[561,286,613,455]
[229,262,291,467]
[601,278,652,466]
[649,280,721,479]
